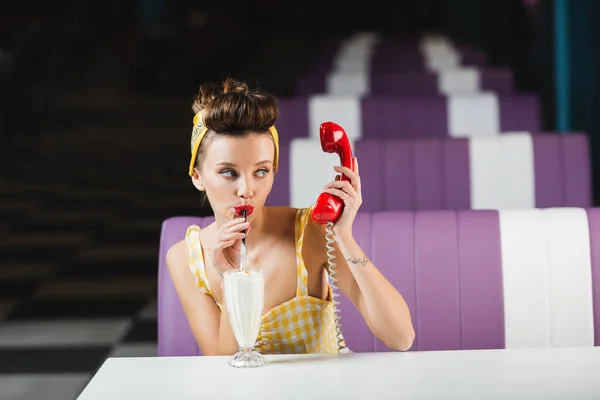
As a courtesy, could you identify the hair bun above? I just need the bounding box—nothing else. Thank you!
[222,79,249,96]
[190,77,278,134]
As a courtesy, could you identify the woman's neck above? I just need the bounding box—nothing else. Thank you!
[245,206,269,248]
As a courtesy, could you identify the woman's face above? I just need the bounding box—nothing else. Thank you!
[193,133,275,222]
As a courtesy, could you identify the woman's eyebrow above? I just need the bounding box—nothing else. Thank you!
[255,160,273,166]
[216,160,273,167]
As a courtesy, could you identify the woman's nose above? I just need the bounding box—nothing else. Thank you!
[237,178,254,199]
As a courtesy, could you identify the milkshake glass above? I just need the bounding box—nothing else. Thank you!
[223,269,267,368]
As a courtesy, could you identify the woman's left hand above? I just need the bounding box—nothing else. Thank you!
[322,156,362,239]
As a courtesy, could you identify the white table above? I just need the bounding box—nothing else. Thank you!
[77,347,600,399]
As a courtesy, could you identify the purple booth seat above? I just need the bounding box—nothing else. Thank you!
[343,37,488,75]
[266,133,591,211]
[295,33,491,96]
[158,215,214,357]
[276,94,540,140]
[357,133,592,211]
[274,97,310,142]
[372,69,513,96]
[296,35,436,79]
[361,95,540,138]
[295,68,514,97]
[453,44,489,66]
[158,208,600,356]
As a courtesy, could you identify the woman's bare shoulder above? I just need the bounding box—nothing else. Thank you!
[166,221,218,266]
[166,239,188,272]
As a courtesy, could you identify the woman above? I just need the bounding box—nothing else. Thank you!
[167,78,415,356]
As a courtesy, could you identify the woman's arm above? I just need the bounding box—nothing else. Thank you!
[166,240,239,355]
[332,230,414,351]
[314,157,415,351]
[311,221,415,351]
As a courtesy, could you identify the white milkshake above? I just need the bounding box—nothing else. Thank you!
[223,269,267,367]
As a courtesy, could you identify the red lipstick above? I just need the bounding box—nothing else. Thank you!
[234,205,254,217]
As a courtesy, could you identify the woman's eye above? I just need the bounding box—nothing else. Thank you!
[219,169,237,178]
[255,169,269,177]
[219,168,269,178]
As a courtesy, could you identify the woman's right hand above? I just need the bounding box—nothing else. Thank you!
[208,217,250,278]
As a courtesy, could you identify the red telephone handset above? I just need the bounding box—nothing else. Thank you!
[311,121,353,353]
[311,121,354,224]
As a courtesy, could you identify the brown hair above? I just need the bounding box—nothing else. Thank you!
[191,78,279,171]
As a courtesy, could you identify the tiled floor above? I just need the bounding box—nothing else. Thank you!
[0,225,161,400]
[0,107,212,399]
[0,261,159,399]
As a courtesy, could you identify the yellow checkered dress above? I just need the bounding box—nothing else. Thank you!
[185,207,343,354]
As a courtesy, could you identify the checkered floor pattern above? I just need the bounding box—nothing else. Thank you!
[0,103,213,399]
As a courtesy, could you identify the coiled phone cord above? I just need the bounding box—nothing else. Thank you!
[325,221,347,353]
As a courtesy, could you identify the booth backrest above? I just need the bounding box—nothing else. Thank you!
[268,133,591,211]
[158,216,214,356]
[158,208,600,356]
[297,32,490,96]
[276,95,540,141]
[296,68,515,97]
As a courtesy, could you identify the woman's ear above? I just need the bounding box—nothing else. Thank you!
[191,170,205,191]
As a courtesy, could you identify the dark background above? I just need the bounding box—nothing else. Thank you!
[0,0,598,217]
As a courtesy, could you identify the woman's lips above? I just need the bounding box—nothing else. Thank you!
[234,205,254,217]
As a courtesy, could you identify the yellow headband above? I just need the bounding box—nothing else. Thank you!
[188,112,280,177]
